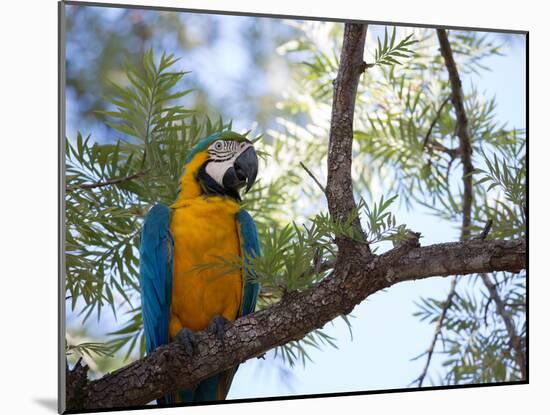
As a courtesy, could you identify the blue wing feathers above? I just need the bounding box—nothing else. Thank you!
[139,204,173,354]
[236,209,261,317]
[139,205,260,403]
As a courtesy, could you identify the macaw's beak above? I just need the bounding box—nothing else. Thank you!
[223,146,259,194]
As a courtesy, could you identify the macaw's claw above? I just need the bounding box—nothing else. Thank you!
[208,315,230,344]
[176,327,196,356]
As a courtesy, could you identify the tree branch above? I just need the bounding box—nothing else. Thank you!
[422,95,451,150]
[478,218,494,240]
[68,238,525,410]
[414,276,457,387]
[438,31,526,380]
[417,31,526,386]
[326,23,369,249]
[421,94,460,159]
[299,161,326,194]
[66,169,151,192]
[480,273,527,379]
[416,29,481,385]
[437,29,474,240]
[426,141,460,158]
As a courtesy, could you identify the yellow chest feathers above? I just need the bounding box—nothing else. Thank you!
[168,196,243,336]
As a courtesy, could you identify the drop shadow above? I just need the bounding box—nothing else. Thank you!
[34,398,57,413]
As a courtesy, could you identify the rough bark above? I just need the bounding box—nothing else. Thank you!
[69,238,525,410]
[326,23,369,249]
[66,359,88,411]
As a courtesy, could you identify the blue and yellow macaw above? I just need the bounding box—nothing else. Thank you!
[139,131,261,403]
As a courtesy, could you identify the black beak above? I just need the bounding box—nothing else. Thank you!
[234,146,258,193]
[222,146,259,194]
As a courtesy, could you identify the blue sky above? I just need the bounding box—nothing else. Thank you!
[65,4,526,399]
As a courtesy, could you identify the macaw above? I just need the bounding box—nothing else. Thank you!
[139,131,261,403]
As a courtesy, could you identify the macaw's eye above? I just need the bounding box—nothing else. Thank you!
[215,141,223,150]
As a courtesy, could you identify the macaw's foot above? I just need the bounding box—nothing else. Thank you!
[176,327,196,356]
[208,315,230,343]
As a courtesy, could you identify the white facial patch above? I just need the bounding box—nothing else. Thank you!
[204,140,253,188]
[204,154,238,187]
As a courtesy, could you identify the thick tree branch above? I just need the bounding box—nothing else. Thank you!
[66,169,151,192]
[326,23,369,249]
[68,238,525,410]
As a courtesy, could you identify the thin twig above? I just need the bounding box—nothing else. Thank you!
[66,169,151,192]
[426,141,460,158]
[299,162,327,194]
[416,276,457,387]
[483,296,493,326]
[480,273,527,379]
[478,218,494,240]
[422,95,451,150]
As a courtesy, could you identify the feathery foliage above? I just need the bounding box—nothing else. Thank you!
[66,50,233,358]
[66,341,115,359]
[370,27,417,67]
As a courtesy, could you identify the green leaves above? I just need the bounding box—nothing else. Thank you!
[246,194,404,292]
[427,274,525,384]
[363,194,401,244]
[471,134,526,240]
[302,50,340,99]
[247,220,335,295]
[65,50,235,362]
[275,329,339,368]
[100,50,193,170]
[475,147,526,210]
[66,46,312,368]
[66,340,115,359]
[107,308,145,361]
[371,27,417,67]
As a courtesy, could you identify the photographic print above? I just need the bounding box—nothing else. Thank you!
[60,1,527,412]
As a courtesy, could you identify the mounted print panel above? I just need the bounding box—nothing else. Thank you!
[59,1,527,413]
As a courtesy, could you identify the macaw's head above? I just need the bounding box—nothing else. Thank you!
[177,131,259,202]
